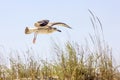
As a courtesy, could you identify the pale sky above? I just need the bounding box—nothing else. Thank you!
[0,0,120,64]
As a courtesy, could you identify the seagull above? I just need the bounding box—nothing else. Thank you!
[25,20,71,43]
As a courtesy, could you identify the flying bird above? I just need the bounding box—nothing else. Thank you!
[25,20,71,43]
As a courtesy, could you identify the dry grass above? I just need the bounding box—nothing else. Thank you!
[0,10,120,80]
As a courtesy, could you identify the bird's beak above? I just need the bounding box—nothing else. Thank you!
[57,29,61,32]
[68,26,72,29]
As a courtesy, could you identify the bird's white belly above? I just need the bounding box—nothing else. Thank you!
[35,29,53,34]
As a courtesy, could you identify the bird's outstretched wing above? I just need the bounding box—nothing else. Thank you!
[34,20,49,27]
[49,22,71,29]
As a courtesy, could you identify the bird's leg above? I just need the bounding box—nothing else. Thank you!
[33,33,37,44]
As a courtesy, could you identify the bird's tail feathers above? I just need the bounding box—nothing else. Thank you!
[25,27,36,34]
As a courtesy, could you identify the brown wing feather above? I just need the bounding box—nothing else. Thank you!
[34,20,49,27]
[50,22,71,29]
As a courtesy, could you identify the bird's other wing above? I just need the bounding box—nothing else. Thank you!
[34,20,49,27]
[49,22,72,29]
[38,20,49,26]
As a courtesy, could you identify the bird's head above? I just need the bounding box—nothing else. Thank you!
[53,28,61,32]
